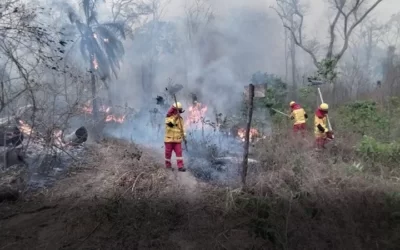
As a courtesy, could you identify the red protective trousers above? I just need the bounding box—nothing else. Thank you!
[315,137,328,149]
[293,123,306,137]
[164,142,184,169]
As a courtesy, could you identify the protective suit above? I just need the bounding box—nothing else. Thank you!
[164,102,186,171]
[314,103,332,148]
[290,101,307,135]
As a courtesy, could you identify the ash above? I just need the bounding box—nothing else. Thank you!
[21,138,86,190]
[185,130,258,184]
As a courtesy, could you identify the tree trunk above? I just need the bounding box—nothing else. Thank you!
[91,70,99,121]
[365,28,372,74]
[63,126,88,146]
[284,29,288,83]
[290,15,297,99]
[241,84,255,187]
[90,65,101,141]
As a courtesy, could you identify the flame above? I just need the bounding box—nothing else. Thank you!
[52,129,65,146]
[237,128,259,142]
[93,58,98,70]
[185,102,208,127]
[105,114,126,123]
[19,120,33,135]
[80,102,125,123]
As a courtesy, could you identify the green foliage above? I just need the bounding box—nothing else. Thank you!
[239,71,289,126]
[357,136,400,169]
[337,100,389,138]
[307,58,338,83]
[298,86,317,110]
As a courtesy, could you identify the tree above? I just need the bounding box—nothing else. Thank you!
[273,0,383,82]
[380,12,400,48]
[275,1,298,97]
[66,0,126,121]
[133,20,178,96]
[0,1,64,115]
[110,0,152,38]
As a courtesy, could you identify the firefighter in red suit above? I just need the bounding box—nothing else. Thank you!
[289,101,308,136]
[164,102,186,172]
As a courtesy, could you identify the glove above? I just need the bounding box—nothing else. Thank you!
[179,109,185,113]
[326,131,334,139]
[167,122,174,127]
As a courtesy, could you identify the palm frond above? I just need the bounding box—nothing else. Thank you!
[82,0,91,20]
[100,22,126,39]
[67,7,81,24]
[103,40,124,78]
[94,25,125,78]
[81,0,105,20]
[79,38,90,61]
[92,41,111,79]
[87,10,99,26]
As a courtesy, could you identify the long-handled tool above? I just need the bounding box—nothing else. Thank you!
[172,93,188,151]
[317,87,334,139]
[271,108,290,117]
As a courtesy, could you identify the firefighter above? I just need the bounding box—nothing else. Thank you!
[164,102,186,172]
[314,103,333,149]
[289,101,308,135]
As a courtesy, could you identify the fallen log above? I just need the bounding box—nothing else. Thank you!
[0,186,19,202]
[0,125,24,147]
[62,126,88,146]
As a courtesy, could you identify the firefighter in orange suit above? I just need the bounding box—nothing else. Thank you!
[165,102,186,172]
[289,101,308,136]
[314,103,333,149]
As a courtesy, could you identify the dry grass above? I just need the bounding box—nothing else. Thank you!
[232,134,400,249]
[1,136,400,249]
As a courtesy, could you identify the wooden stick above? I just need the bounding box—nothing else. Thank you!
[241,84,255,187]
[271,108,290,117]
[172,94,188,151]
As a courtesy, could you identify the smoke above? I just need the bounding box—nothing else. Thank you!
[110,1,284,112]
[15,0,282,181]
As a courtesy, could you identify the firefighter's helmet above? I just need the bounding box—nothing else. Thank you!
[289,101,296,107]
[320,103,329,111]
[172,102,182,109]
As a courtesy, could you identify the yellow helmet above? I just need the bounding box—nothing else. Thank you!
[320,103,329,111]
[172,102,182,109]
[289,101,296,106]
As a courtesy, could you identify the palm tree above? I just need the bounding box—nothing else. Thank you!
[67,0,125,121]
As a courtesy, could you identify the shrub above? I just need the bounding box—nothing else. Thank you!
[357,135,400,172]
[336,100,389,139]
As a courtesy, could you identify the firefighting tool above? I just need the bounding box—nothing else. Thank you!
[271,108,290,117]
[317,88,333,138]
[172,94,188,151]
